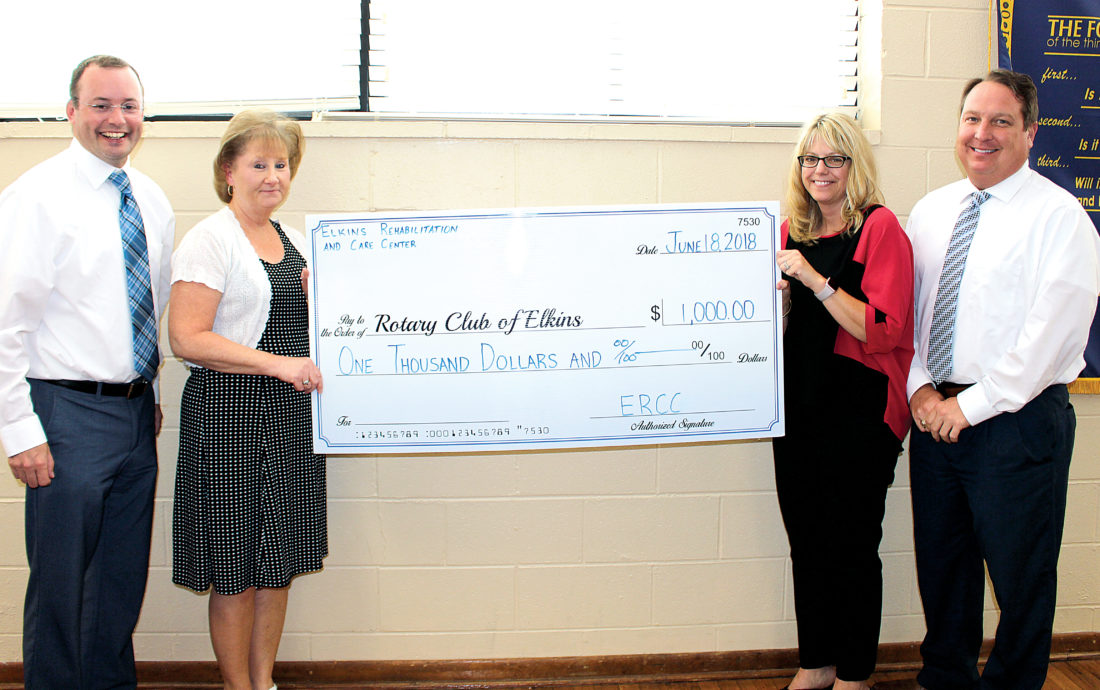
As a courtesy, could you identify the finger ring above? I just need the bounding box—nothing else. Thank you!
[920,419,927,427]
[783,262,789,270]
[303,379,311,386]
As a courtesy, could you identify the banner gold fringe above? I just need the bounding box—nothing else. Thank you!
[1069,378,1100,394]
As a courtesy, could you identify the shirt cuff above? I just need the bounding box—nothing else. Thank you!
[956,384,996,427]
[0,415,47,458]
[907,369,934,401]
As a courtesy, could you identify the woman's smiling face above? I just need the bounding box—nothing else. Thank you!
[800,135,851,215]
[226,139,291,216]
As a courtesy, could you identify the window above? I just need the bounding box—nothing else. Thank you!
[364,0,860,124]
[2,1,860,125]
[0,0,361,119]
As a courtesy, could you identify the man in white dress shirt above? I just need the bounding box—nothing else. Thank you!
[906,70,1100,689]
[0,56,174,689]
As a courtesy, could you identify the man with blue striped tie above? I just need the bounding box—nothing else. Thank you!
[905,70,1100,689]
[0,56,174,689]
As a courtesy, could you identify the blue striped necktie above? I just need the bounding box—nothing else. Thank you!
[108,169,159,382]
[926,190,991,385]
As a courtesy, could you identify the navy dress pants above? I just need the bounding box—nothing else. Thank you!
[910,384,1073,690]
[23,380,157,690]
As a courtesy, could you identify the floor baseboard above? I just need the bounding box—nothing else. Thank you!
[2,633,1098,685]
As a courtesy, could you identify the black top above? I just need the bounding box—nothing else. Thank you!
[782,216,889,434]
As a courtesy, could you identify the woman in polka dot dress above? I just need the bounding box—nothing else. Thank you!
[168,109,327,690]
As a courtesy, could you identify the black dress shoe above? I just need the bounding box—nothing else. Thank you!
[870,680,923,689]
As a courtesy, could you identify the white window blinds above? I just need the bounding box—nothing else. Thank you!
[0,0,361,118]
[1,1,860,123]
[366,0,860,124]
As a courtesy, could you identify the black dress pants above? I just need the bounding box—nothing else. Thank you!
[773,420,900,681]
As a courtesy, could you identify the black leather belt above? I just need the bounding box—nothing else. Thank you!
[41,378,150,399]
[936,381,973,398]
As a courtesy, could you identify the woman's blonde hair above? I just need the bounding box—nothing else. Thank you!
[213,109,304,204]
[785,112,883,243]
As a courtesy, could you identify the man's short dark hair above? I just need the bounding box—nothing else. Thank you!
[960,69,1038,128]
[69,55,144,103]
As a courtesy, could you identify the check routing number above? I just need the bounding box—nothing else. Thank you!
[306,203,785,453]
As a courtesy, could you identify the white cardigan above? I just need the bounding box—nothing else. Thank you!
[171,206,309,365]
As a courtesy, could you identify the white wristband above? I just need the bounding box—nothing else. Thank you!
[815,281,836,302]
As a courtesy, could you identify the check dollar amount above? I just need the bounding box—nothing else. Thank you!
[306,203,785,453]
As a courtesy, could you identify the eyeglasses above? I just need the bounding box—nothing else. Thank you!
[797,154,851,168]
[75,101,143,115]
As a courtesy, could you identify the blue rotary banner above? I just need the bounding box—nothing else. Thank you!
[996,0,1100,376]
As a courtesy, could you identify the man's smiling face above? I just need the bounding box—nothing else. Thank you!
[66,64,144,168]
[956,79,1037,190]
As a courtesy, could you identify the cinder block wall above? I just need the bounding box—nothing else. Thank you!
[2,0,1099,663]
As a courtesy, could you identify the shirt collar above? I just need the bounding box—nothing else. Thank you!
[69,138,131,191]
[961,161,1031,205]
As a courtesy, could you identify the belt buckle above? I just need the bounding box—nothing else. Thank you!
[127,379,145,399]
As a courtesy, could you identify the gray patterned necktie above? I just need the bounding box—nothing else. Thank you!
[108,169,159,382]
[926,190,991,385]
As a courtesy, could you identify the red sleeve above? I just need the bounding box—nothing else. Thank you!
[854,208,914,354]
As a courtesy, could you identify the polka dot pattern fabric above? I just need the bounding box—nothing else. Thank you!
[173,221,327,595]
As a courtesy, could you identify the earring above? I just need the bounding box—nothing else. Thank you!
[227,184,233,197]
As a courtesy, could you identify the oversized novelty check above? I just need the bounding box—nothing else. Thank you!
[306,202,784,453]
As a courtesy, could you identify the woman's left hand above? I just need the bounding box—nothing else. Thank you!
[301,267,310,296]
[275,355,324,394]
[776,249,827,294]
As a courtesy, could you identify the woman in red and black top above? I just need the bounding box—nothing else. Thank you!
[773,113,914,690]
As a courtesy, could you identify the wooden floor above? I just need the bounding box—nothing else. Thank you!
[2,658,1098,688]
[81,658,1100,689]
[269,657,1096,689]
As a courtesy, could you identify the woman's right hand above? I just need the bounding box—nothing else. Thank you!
[777,279,791,307]
[777,249,827,294]
[273,356,324,393]
[778,280,791,333]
